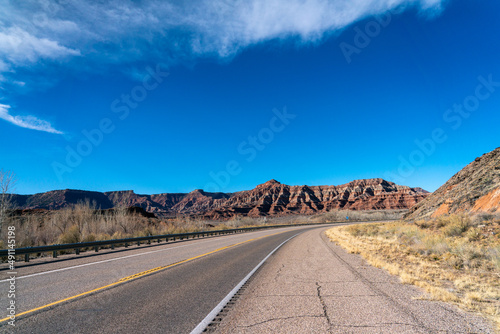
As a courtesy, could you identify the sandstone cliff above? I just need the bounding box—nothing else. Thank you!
[11,178,428,219]
[201,178,427,219]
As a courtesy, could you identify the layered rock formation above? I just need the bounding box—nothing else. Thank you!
[405,147,500,220]
[11,178,428,219]
[201,179,428,219]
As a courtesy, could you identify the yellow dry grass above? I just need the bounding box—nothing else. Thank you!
[326,214,500,332]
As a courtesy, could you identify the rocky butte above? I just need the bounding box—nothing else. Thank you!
[11,178,429,220]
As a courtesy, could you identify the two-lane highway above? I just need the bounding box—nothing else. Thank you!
[0,225,324,333]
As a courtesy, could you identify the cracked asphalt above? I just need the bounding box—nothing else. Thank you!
[0,226,311,333]
[215,227,495,333]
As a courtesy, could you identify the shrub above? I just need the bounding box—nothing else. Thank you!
[488,246,500,270]
[440,215,471,237]
[57,225,81,244]
[465,227,481,241]
[453,243,486,269]
[82,233,96,243]
[346,224,380,237]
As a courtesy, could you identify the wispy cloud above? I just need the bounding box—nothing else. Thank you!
[0,0,446,88]
[0,27,80,65]
[0,104,63,134]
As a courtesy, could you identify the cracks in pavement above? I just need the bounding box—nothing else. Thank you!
[273,264,285,282]
[237,315,324,329]
[254,294,314,297]
[322,294,378,298]
[318,231,481,334]
[316,282,332,327]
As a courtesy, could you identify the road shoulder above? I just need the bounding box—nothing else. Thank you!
[214,227,495,333]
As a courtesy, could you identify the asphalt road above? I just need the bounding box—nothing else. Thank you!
[0,225,315,333]
[215,227,495,333]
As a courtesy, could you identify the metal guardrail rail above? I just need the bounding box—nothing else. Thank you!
[0,222,336,262]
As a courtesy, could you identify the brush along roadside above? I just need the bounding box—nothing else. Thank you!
[325,214,500,331]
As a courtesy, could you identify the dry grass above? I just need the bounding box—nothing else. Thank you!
[326,213,500,331]
[311,209,406,223]
[0,202,321,249]
[0,205,405,250]
[0,201,269,249]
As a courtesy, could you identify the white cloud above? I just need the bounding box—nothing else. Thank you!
[0,27,80,65]
[0,104,63,134]
[0,0,445,84]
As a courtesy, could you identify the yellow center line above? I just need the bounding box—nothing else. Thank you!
[0,230,287,323]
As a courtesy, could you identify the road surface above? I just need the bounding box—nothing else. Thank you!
[215,227,495,333]
[1,224,494,333]
[0,225,313,333]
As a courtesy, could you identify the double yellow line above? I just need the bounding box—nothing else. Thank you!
[0,230,285,323]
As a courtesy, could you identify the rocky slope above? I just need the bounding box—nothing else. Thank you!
[201,179,428,219]
[405,147,500,220]
[11,178,428,219]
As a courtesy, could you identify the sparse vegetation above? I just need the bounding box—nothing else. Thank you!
[2,201,161,248]
[0,201,291,249]
[0,204,402,251]
[311,209,406,223]
[326,213,500,331]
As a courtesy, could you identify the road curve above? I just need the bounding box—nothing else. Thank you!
[0,225,319,333]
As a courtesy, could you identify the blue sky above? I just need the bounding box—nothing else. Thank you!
[0,0,499,195]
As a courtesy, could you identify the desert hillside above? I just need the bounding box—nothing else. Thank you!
[405,147,500,220]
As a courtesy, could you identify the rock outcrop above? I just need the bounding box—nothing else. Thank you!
[201,178,427,219]
[405,147,500,220]
[11,178,428,219]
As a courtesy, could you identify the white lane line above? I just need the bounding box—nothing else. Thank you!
[0,242,207,282]
[0,228,293,283]
[190,232,300,334]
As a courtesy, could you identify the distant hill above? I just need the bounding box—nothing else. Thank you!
[405,147,500,220]
[11,178,429,220]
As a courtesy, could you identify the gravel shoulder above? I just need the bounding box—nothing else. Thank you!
[215,226,495,333]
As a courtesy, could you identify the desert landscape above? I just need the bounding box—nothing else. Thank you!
[1,148,499,331]
[1,0,499,333]
[0,177,423,247]
[327,147,500,330]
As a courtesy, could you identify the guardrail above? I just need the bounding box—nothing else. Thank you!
[0,222,336,262]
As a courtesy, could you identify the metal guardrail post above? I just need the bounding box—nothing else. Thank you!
[76,248,80,255]
[94,246,99,252]
[52,250,57,258]
[25,254,29,262]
